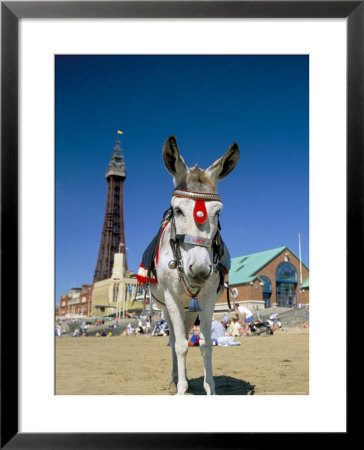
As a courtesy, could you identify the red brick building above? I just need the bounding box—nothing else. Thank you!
[218,246,309,309]
[58,284,93,318]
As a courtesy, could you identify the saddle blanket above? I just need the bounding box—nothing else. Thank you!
[136,221,169,284]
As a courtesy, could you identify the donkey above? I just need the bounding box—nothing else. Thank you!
[139,136,239,395]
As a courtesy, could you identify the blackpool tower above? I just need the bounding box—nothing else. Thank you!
[93,134,128,282]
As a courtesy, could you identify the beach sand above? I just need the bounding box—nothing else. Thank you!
[55,328,309,395]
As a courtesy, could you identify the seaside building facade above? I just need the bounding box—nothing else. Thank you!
[58,284,93,319]
[217,246,309,311]
[91,252,138,317]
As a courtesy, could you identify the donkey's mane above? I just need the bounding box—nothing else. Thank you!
[176,165,216,194]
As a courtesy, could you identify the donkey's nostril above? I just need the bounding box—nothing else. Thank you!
[189,265,211,284]
[199,271,210,281]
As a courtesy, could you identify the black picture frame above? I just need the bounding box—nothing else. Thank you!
[1,1,354,447]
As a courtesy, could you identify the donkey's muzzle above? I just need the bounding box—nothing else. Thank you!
[188,265,212,287]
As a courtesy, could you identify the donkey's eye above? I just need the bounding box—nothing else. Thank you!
[174,207,184,216]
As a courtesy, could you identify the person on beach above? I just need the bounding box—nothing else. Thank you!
[189,326,200,346]
[126,322,134,336]
[235,303,254,326]
[270,313,279,321]
[222,313,229,329]
[137,318,144,334]
[145,315,151,337]
[211,316,240,346]
[227,319,237,337]
[240,313,248,336]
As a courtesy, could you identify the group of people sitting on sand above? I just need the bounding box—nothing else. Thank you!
[188,304,283,346]
[224,311,252,337]
[121,315,152,337]
[219,303,256,338]
[188,315,241,347]
[229,304,283,335]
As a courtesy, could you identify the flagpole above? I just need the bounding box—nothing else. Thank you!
[298,233,303,308]
[116,130,123,145]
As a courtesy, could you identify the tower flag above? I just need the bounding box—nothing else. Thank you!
[117,130,123,135]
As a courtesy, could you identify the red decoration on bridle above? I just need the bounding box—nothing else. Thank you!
[172,189,222,226]
[193,200,207,225]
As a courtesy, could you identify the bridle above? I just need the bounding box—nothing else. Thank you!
[135,188,231,312]
[167,189,227,311]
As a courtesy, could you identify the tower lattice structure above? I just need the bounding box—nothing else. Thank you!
[93,137,127,282]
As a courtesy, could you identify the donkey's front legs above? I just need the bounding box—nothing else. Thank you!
[174,335,189,395]
[165,299,189,395]
[198,308,216,395]
[163,308,178,386]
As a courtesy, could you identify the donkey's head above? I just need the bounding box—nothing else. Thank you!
[162,136,239,288]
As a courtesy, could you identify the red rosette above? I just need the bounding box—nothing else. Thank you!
[193,200,207,225]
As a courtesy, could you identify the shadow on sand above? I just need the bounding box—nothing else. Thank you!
[187,375,255,395]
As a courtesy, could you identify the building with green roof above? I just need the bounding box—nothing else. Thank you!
[218,245,309,310]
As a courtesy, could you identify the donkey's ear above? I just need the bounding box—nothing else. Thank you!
[206,142,240,182]
[162,136,188,185]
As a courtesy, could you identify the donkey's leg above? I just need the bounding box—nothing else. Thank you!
[184,312,199,383]
[198,303,216,395]
[163,308,178,386]
[165,294,189,395]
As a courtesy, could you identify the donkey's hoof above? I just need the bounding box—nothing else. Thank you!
[205,390,216,395]
[204,383,216,395]
[177,382,188,395]
[177,390,188,395]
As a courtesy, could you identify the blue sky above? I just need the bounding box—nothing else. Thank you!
[56,55,309,304]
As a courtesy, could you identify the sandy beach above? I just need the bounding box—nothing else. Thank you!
[55,327,309,395]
